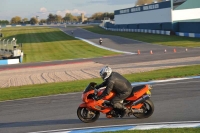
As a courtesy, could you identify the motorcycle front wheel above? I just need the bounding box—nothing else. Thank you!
[133,99,154,119]
[77,107,100,123]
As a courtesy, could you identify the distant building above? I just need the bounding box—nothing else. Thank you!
[109,0,200,33]
[81,13,88,23]
[173,0,187,9]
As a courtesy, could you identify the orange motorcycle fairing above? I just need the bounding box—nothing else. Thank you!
[82,90,94,103]
[98,89,115,101]
[79,103,87,107]
[84,99,113,114]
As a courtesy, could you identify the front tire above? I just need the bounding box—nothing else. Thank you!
[77,107,100,123]
[133,99,154,119]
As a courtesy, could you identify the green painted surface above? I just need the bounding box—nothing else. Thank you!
[174,0,200,10]
[173,18,200,22]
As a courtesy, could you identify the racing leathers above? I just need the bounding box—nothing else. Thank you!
[95,72,132,116]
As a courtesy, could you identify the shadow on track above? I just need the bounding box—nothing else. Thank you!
[0,119,81,128]
[0,117,138,128]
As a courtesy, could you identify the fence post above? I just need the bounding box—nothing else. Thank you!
[0,39,1,50]
[2,39,5,54]
[6,39,9,50]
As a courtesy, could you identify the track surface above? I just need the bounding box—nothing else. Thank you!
[0,78,200,133]
[0,27,200,133]
[0,27,200,70]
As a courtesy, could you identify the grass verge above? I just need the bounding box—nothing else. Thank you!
[82,26,200,47]
[1,27,118,63]
[0,65,200,101]
[102,128,200,133]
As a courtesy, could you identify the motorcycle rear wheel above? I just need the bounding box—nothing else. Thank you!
[77,107,100,123]
[133,99,154,119]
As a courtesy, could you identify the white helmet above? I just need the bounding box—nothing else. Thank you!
[99,66,112,80]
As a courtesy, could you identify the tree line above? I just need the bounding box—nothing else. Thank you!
[0,0,164,25]
[0,20,9,25]
[0,12,114,25]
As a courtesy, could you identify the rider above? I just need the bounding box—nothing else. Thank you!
[99,38,102,45]
[94,66,132,117]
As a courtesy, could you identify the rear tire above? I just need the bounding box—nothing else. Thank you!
[133,99,154,119]
[77,107,100,123]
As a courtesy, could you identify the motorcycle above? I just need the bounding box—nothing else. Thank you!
[99,40,102,45]
[77,82,154,123]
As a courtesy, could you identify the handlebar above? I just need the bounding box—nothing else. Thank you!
[94,88,98,96]
[92,88,98,100]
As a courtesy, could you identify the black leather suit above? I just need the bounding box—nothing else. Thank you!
[95,72,132,110]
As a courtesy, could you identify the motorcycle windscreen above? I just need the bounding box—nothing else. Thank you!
[83,82,97,93]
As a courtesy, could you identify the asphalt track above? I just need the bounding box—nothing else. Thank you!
[0,26,200,133]
[0,78,200,133]
[1,26,200,70]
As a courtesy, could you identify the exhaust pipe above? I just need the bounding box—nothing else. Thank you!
[132,95,150,106]
[131,109,143,113]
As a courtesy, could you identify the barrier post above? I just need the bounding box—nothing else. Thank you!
[20,52,23,63]
[0,39,1,50]
[2,39,5,55]
[0,28,2,38]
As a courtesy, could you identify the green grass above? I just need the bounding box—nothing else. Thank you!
[82,26,200,47]
[1,27,118,63]
[102,128,200,133]
[0,65,200,101]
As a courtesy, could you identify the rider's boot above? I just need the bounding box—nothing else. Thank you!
[120,107,129,118]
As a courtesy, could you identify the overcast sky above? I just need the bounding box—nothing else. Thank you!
[0,0,137,20]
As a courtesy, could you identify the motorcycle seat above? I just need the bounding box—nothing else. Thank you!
[129,85,146,97]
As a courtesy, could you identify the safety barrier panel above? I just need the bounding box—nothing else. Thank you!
[0,58,19,65]
[101,26,200,38]
[100,26,171,36]
[176,32,200,38]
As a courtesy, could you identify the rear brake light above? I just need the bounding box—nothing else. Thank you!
[148,85,153,90]
[146,90,151,95]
